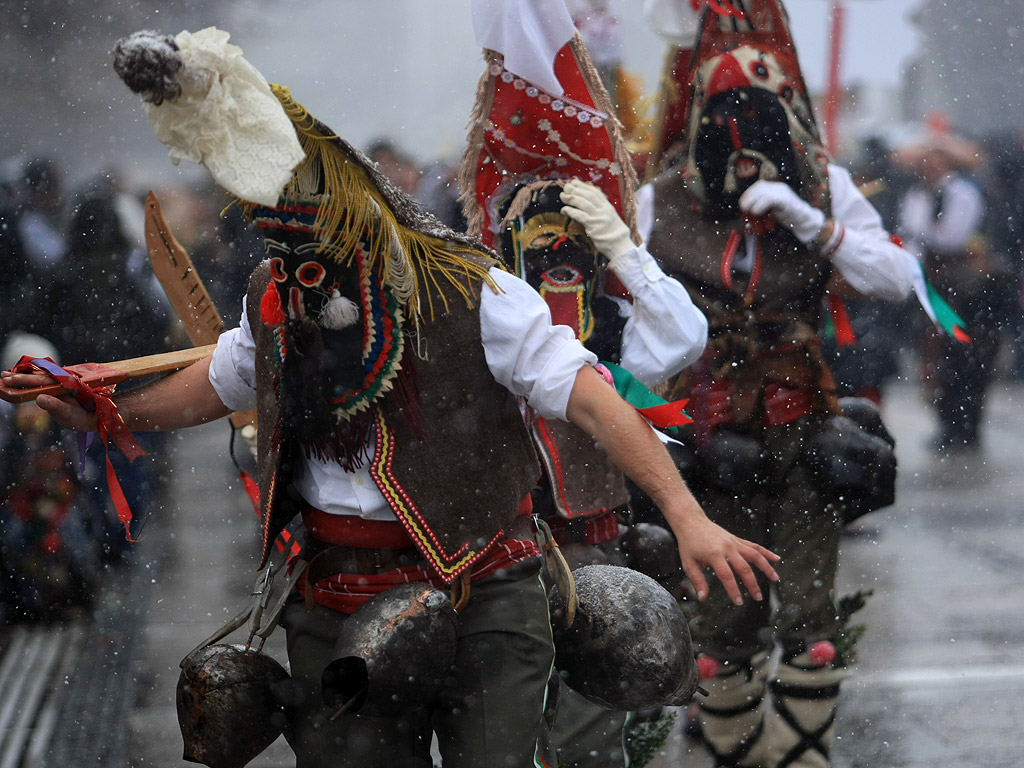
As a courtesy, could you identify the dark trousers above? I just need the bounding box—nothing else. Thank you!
[932,292,1004,449]
[281,559,556,768]
[689,418,844,663]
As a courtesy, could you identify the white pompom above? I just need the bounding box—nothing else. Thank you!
[319,290,360,330]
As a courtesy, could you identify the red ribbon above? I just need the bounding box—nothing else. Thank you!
[827,293,857,347]
[13,355,147,541]
[704,0,748,19]
[637,398,694,429]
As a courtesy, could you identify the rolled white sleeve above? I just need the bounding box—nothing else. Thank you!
[480,268,597,421]
[828,164,915,302]
[208,300,258,411]
[608,244,708,385]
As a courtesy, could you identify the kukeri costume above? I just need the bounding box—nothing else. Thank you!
[640,2,914,766]
[460,3,706,766]
[113,26,607,768]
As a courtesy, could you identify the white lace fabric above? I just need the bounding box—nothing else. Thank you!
[143,27,305,206]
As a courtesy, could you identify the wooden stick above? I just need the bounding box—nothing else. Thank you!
[0,345,217,404]
[145,191,257,431]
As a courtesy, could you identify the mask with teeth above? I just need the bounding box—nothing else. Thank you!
[499,182,603,341]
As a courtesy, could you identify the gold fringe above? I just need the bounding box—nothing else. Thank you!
[238,84,497,327]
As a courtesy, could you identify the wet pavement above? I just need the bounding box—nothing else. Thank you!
[2,377,1024,767]
[652,378,1024,768]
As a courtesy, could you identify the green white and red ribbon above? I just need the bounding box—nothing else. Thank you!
[597,362,692,434]
[824,292,857,347]
[910,260,970,343]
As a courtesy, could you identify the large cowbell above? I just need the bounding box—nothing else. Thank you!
[176,644,291,768]
[321,583,458,717]
[548,564,698,710]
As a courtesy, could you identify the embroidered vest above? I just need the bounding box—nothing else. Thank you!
[531,414,628,521]
[247,262,541,583]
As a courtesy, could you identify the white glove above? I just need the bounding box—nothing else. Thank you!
[738,180,826,245]
[560,179,635,262]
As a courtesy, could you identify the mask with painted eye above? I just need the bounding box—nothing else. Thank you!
[515,211,599,290]
[498,183,602,341]
[498,184,599,290]
[263,228,367,426]
[265,230,362,331]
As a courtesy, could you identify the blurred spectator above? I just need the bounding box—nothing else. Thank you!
[980,133,1024,378]
[39,176,173,555]
[0,156,68,336]
[0,332,100,623]
[43,175,170,364]
[417,158,467,232]
[16,157,66,271]
[898,133,1011,453]
[209,203,267,313]
[366,138,421,196]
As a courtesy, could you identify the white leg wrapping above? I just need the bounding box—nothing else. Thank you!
[697,652,770,767]
[759,651,848,768]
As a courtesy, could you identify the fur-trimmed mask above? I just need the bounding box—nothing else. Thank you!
[500,184,598,288]
[496,181,628,353]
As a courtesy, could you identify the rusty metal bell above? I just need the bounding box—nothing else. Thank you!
[321,582,458,717]
[549,564,698,710]
[176,644,291,768]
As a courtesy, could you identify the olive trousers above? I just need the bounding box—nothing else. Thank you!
[281,559,557,768]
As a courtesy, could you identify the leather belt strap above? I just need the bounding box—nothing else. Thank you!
[304,544,422,610]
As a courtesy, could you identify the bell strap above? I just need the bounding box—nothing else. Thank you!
[179,556,307,665]
[534,516,577,628]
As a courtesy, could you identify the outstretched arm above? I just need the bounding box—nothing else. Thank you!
[566,364,779,604]
[0,356,230,433]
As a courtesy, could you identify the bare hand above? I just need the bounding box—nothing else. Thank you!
[0,370,98,432]
[676,516,780,605]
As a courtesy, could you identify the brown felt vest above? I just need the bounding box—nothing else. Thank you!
[646,171,839,425]
[247,261,541,580]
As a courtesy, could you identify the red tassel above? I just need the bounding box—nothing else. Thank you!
[260,282,286,327]
[239,470,261,516]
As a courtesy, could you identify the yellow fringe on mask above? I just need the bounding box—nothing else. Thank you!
[235,84,498,326]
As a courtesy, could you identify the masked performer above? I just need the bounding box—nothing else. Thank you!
[459,4,708,765]
[3,27,780,768]
[639,2,916,766]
